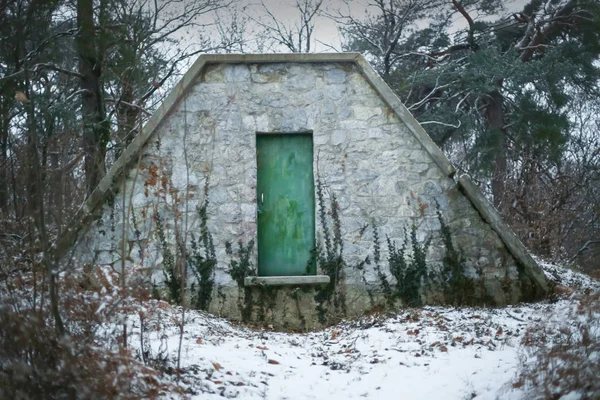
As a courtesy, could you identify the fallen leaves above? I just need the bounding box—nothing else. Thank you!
[212,362,222,371]
[196,338,203,344]
[267,359,280,365]
[15,91,28,102]
[256,345,269,350]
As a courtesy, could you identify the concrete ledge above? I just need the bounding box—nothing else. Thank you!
[244,275,331,287]
[458,174,549,294]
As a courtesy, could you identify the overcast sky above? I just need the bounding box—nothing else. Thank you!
[240,0,533,52]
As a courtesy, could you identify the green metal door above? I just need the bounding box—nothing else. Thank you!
[256,134,315,276]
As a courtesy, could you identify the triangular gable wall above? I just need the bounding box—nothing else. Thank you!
[55,53,548,295]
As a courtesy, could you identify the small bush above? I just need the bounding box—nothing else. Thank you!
[514,291,600,399]
[0,266,180,399]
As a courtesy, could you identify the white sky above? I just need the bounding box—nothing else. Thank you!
[238,0,533,52]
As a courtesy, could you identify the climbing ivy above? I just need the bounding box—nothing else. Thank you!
[225,239,256,322]
[314,179,346,323]
[436,205,477,306]
[155,213,181,304]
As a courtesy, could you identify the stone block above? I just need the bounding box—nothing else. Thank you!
[326,68,346,84]
[223,64,250,83]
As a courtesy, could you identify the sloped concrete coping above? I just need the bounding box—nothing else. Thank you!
[244,275,331,286]
[457,174,549,293]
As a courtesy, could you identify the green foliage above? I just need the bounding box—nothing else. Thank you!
[385,226,431,307]
[189,195,217,311]
[345,0,600,191]
[436,207,477,306]
[226,239,256,287]
[314,179,346,323]
[155,213,181,304]
[355,246,374,307]
[372,225,394,306]
[368,205,479,308]
[225,239,255,322]
[254,286,278,323]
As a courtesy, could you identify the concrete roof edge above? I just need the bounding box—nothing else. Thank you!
[198,52,362,64]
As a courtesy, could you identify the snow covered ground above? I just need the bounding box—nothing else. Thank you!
[133,262,598,400]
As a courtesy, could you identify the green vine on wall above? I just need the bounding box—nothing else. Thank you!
[225,239,255,322]
[155,212,181,304]
[189,195,218,311]
[314,179,346,324]
[436,204,477,305]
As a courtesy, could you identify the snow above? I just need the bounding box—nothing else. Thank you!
[128,261,598,400]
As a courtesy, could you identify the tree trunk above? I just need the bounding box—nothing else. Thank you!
[485,89,507,209]
[0,100,9,213]
[76,0,109,195]
[22,60,65,336]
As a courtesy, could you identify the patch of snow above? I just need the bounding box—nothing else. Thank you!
[121,262,598,400]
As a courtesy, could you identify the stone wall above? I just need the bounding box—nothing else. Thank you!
[71,61,538,330]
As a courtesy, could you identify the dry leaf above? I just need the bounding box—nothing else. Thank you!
[212,362,222,371]
[15,91,28,103]
[256,345,269,350]
[496,328,503,336]
[331,330,340,340]
[440,346,448,352]
[196,338,203,344]
[157,301,169,309]
[267,359,279,365]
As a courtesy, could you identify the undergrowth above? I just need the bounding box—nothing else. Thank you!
[514,291,600,399]
[0,266,180,399]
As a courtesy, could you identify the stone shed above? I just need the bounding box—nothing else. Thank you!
[60,53,549,330]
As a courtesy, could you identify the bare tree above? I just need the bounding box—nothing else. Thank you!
[251,0,324,53]
[335,0,447,77]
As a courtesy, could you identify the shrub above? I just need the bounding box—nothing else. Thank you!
[0,266,180,399]
[514,291,600,399]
